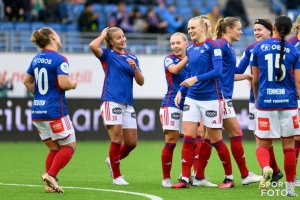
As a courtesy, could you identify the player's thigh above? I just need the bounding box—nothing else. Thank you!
[223,116,241,137]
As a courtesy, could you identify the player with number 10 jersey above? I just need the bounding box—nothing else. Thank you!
[27,51,70,120]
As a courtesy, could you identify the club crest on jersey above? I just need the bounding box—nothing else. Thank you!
[60,62,69,74]
[214,49,222,56]
[164,57,173,66]
[260,44,270,51]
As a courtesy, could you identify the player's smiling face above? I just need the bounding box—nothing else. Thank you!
[110,29,127,51]
[254,24,271,42]
[170,35,187,57]
[228,21,242,42]
[188,19,204,41]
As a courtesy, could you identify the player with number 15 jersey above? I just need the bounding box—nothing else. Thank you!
[251,38,300,110]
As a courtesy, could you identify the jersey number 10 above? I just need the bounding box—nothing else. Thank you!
[265,53,286,82]
[34,67,49,95]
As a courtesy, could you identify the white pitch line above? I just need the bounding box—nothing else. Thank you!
[0,182,163,200]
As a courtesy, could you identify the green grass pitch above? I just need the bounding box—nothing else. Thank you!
[0,140,298,199]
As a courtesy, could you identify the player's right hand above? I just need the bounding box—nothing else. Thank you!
[100,27,109,37]
[174,91,182,108]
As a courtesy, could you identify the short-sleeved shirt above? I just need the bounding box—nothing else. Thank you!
[99,49,141,106]
[161,54,188,110]
[250,38,300,110]
[27,50,69,120]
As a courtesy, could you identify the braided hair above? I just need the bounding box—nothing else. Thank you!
[274,16,292,80]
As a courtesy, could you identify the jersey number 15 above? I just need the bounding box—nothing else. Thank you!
[265,53,286,82]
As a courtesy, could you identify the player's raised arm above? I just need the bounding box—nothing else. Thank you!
[89,27,109,58]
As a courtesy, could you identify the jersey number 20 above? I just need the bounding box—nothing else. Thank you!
[265,53,286,82]
[34,67,49,95]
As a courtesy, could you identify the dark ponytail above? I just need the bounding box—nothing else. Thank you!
[274,16,292,80]
[277,32,285,80]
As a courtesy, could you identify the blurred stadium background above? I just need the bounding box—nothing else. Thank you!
[0,0,299,141]
[0,1,299,199]
[0,0,298,55]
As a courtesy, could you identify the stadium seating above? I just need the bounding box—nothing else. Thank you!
[0,22,14,31]
[31,22,46,31]
[15,23,31,31]
[0,1,263,55]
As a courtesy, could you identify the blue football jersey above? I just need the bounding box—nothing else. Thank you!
[217,37,236,99]
[250,38,300,110]
[99,49,141,106]
[184,39,223,101]
[161,54,188,110]
[288,36,300,49]
[27,50,69,120]
[236,42,256,103]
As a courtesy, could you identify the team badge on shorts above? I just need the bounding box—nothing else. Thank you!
[258,117,270,131]
[227,100,233,107]
[205,110,217,118]
[131,112,136,119]
[293,115,299,128]
[249,113,255,120]
[171,112,180,120]
[49,119,65,134]
[183,104,190,111]
[112,107,122,114]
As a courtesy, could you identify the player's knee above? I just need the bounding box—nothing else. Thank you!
[128,143,137,150]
